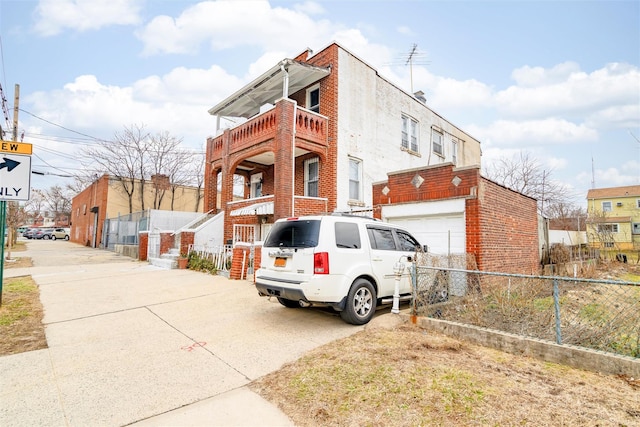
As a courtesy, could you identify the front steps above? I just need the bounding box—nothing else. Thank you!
[149,248,181,269]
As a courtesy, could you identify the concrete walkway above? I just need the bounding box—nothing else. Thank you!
[0,240,364,426]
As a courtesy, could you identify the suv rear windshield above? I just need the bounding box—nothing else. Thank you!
[264,220,321,248]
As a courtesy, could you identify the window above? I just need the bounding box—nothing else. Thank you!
[636,199,640,208]
[597,223,619,233]
[396,230,420,252]
[633,223,640,235]
[367,227,396,250]
[349,158,362,201]
[602,201,612,212]
[335,222,361,249]
[250,173,262,198]
[432,129,443,156]
[452,140,458,165]
[307,85,320,113]
[304,157,319,197]
[401,115,418,152]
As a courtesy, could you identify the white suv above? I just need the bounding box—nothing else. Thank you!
[255,214,425,325]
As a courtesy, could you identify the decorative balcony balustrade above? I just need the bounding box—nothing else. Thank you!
[208,103,327,162]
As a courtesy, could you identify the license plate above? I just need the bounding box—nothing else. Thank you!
[274,257,286,267]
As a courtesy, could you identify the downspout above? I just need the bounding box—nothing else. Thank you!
[281,62,295,216]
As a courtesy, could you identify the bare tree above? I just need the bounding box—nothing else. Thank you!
[23,189,46,223]
[484,151,575,216]
[146,131,193,210]
[80,124,151,214]
[42,185,72,221]
[5,201,27,259]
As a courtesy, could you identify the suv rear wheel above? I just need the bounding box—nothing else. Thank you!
[340,278,377,325]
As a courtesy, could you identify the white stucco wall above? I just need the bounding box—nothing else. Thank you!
[334,47,482,212]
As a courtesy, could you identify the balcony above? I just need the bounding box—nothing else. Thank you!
[209,102,328,163]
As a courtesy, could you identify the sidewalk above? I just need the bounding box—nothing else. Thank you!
[0,241,363,426]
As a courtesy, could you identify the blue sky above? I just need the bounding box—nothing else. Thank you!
[0,0,638,207]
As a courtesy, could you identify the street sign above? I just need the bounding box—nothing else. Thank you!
[0,153,31,201]
[0,140,32,155]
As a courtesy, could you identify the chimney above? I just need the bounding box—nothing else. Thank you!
[414,90,426,103]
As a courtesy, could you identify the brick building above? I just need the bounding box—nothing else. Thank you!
[373,163,540,274]
[205,42,483,244]
[71,174,203,248]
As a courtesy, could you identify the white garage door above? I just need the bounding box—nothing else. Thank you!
[390,214,465,255]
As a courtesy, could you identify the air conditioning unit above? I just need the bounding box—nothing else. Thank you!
[616,202,623,207]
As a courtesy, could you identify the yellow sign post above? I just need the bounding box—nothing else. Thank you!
[0,140,32,155]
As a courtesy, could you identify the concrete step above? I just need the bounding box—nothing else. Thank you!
[149,257,177,269]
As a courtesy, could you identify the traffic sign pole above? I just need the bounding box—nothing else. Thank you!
[0,201,6,306]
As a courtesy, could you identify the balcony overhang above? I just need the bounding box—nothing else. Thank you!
[208,59,330,119]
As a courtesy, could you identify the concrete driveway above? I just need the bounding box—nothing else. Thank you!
[0,240,365,426]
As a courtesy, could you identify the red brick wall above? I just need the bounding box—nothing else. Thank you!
[476,179,539,274]
[159,232,175,255]
[229,244,261,281]
[180,231,194,256]
[70,175,110,247]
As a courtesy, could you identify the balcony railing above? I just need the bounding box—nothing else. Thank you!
[209,103,328,162]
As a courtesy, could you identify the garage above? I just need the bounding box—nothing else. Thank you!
[381,198,466,255]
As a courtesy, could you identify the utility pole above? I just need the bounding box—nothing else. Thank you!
[0,84,19,305]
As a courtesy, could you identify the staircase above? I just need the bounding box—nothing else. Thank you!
[149,247,181,269]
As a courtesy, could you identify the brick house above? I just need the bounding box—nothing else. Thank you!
[71,174,204,248]
[372,163,540,274]
[586,184,640,250]
[205,42,483,245]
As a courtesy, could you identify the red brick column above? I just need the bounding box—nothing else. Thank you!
[159,232,174,255]
[273,99,296,220]
[230,244,261,281]
[138,231,149,261]
[180,231,195,256]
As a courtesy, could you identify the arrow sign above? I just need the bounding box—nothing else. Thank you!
[0,158,20,172]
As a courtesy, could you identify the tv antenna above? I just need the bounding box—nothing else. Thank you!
[387,44,430,94]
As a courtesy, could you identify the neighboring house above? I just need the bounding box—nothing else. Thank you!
[586,185,640,250]
[204,42,482,244]
[372,163,539,274]
[71,174,204,248]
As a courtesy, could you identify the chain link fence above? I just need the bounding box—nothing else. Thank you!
[411,253,640,359]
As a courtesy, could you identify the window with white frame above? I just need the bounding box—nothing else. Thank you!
[304,157,319,197]
[602,201,612,212]
[401,115,419,152]
[432,128,444,156]
[307,85,320,113]
[349,158,362,201]
[250,173,263,198]
[597,223,618,233]
[452,139,458,165]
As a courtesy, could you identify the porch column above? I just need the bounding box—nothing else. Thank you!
[273,99,296,220]
[220,129,235,243]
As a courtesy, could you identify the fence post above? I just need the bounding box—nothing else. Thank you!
[553,278,562,344]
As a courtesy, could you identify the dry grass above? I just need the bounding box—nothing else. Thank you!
[251,324,640,426]
[0,275,47,356]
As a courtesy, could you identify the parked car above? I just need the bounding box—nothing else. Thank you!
[23,228,39,239]
[52,228,70,240]
[34,228,55,240]
[255,213,426,325]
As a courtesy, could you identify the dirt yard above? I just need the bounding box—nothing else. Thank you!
[252,324,640,426]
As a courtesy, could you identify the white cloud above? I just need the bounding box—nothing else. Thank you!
[33,0,142,36]
[467,118,598,147]
[495,62,640,121]
[136,0,339,56]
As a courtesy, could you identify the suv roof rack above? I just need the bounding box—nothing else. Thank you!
[330,212,380,221]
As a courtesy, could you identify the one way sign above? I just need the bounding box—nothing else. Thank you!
[0,154,31,201]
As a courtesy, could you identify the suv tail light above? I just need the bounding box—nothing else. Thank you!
[314,252,329,274]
